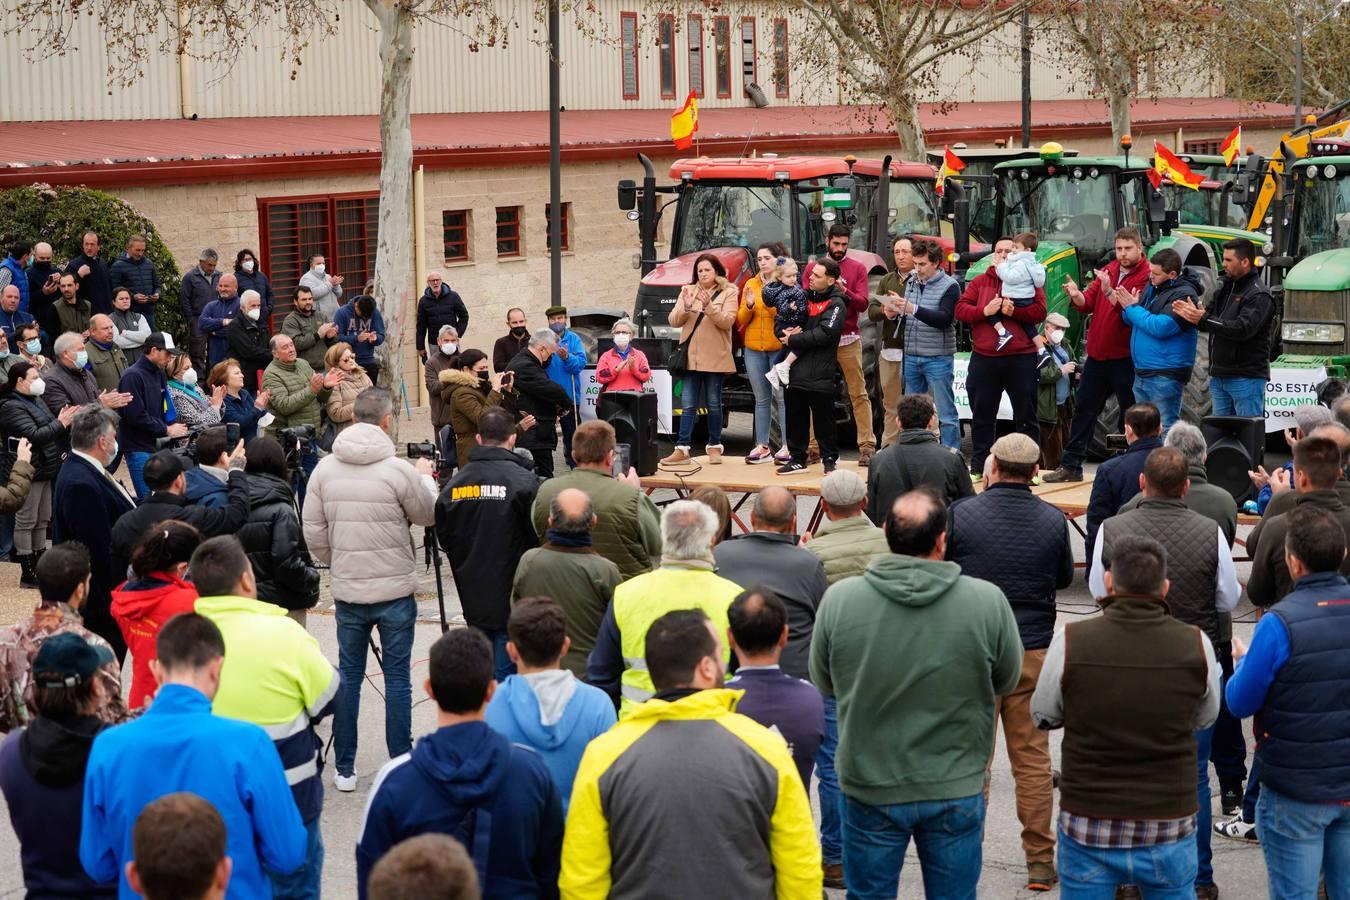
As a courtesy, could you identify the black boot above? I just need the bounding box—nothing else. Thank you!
[16,554,38,589]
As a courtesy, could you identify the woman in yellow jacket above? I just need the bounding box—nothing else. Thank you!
[662,253,739,465]
[738,241,791,464]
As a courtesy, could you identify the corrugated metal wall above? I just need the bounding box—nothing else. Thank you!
[0,0,1216,122]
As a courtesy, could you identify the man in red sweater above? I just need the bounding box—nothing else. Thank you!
[802,223,875,465]
[1043,227,1150,482]
[955,238,1048,476]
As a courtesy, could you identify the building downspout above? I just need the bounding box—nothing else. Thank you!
[176,1,196,120]
[413,164,428,407]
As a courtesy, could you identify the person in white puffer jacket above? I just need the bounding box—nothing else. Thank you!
[302,386,437,794]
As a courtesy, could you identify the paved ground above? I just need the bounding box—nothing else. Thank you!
[0,407,1276,897]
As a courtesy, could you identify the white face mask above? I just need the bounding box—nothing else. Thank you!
[242,260,255,273]
[440,342,457,356]
[182,368,198,386]
[313,264,325,276]
[1048,329,1064,345]
[28,377,45,397]
[245,308,260,321]
[613,334,631,350]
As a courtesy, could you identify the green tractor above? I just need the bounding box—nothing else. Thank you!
[953,141,1269,450]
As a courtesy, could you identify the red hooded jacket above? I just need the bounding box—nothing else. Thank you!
[111,573,198,709]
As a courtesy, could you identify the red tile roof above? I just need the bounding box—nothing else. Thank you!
[0,97,1297,188]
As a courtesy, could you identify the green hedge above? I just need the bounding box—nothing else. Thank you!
[0,184,185,343]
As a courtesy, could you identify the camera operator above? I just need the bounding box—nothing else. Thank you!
[109,447,251,586]
[302,387,437,793]
[117,333,190,499]
[183,425,235,510]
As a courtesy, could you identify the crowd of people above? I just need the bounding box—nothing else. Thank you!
[0,222,1335,900]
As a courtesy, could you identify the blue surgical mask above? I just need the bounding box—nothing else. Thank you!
[549,321,565,334]
[25,339,40,355]
[75,350,88,368]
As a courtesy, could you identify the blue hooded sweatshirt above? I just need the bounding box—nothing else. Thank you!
[183,465,229,509]
[485,670,617,812]
[356,720,563,900]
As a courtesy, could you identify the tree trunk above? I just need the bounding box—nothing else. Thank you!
[367,0,415,442]
[1105,53,1134,146]
[1108,88,1131,147]
[890,95,927,159]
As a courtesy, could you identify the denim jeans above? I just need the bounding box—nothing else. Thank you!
[334,596,415,777]
[1244,753,1263,823]
[1057,828,1197,899]
[1133,374,1187,432]
[126,450,151,500]
[676,371,726,447]
[1211,376,1267,417]
[483,628,517,682]
[902,354,959,449]
[743,348,787,448]
[815,694,843,864]
[269,816,323,900]
[1258,785,1350,899]
[0,513,13,560]
[842,792,985,899]
[1196,724,1216,885]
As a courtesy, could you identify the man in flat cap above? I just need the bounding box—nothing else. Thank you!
[945,432,1074,892]
[545,306,586,469]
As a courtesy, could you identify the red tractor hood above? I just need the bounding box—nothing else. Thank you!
[642,247,755,288]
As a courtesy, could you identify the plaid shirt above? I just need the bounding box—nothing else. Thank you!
[1059,811,1196,849]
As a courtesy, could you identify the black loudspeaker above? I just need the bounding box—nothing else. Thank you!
[1201,415,1266,503]
[598,390,659,477]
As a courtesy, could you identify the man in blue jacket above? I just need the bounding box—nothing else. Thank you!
[1084,402,1163,574]
[198,273,240,371]
[80,612,307,899]
[1117,248,1202,431]
[545,305,585,469]
[1226,504,1350,898]
[357,626,564,900]
[485,597,615,812]
[107,235,161,329]
[116,332,189,499]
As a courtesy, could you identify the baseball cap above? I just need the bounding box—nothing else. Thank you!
[142,332,180,354]
[820,469,867,507]
[32,633,114,689]
[991,433,1042,465]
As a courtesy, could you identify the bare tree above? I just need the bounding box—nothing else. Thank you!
[1207,0,1349,111]
[792,0,1033,157]
[1047,0,1215,145]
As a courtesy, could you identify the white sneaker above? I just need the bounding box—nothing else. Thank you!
[764,366,782,390]
[774,361,791,387]
[334,771,358,792]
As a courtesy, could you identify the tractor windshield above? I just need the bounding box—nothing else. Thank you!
[1297,171,1350,256]
[1002,171,1116,256]
[672,183,795,256]
[884,180,942,240]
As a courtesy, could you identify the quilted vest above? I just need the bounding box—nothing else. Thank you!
[902,271,957,356]
[1101,498,1220,641]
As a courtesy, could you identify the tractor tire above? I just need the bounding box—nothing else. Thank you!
[1180,268,1217,426]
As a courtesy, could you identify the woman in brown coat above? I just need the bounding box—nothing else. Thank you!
[662,253,738,465]
[440,349,515,467]
[324,342,374,432]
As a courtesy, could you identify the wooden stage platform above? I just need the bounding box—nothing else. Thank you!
[639,455,1259,539]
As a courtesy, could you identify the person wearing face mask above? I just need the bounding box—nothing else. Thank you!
[423,325,461,443]
[0,361,79,587]
[165,351,225,431]
[299,255,344,321]
[25,243,61,335]
[493,308,530,374]
[0,331,16,381]
[415,271,469,364]
[226,291,272,392]
[15,324,47,374]
[442,349,520,470]
[324,343,374,435]
[281,285,338,372]
[232,248,274,323]
[595,319,651,394]
[109,288,151,365]
[40,332,132,421]
[333,294,386,384]
[1035,313,1077,471]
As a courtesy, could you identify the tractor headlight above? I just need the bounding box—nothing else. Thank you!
[1088,167,1100,178]
[1283,323,1346,343]
[1326,164,1339,178]
[1020,169,1030,180]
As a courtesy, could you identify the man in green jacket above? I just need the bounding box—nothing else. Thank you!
[280,285,339,373]
[531,420,661,581]
[810,488,1022,898]
[513,488,622,677]
[867,236,913,449]
[262,333,343,435]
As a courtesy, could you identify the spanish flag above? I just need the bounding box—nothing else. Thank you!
[1220,125,1242,167]
[671,92,698,150]
[1153,141,1205,191]
[936,145,965,196]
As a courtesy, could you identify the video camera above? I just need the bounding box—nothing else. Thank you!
[154,422,241,465]
[279,424,317,473]
[406,441,442,477]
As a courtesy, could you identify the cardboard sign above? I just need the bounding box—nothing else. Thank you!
[579,367,675,433]
[953,353,1014,420]
[1264,367,1328,433]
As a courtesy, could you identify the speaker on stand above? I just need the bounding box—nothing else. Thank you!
[1201,415,1265,503]
[598,390,660,477]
